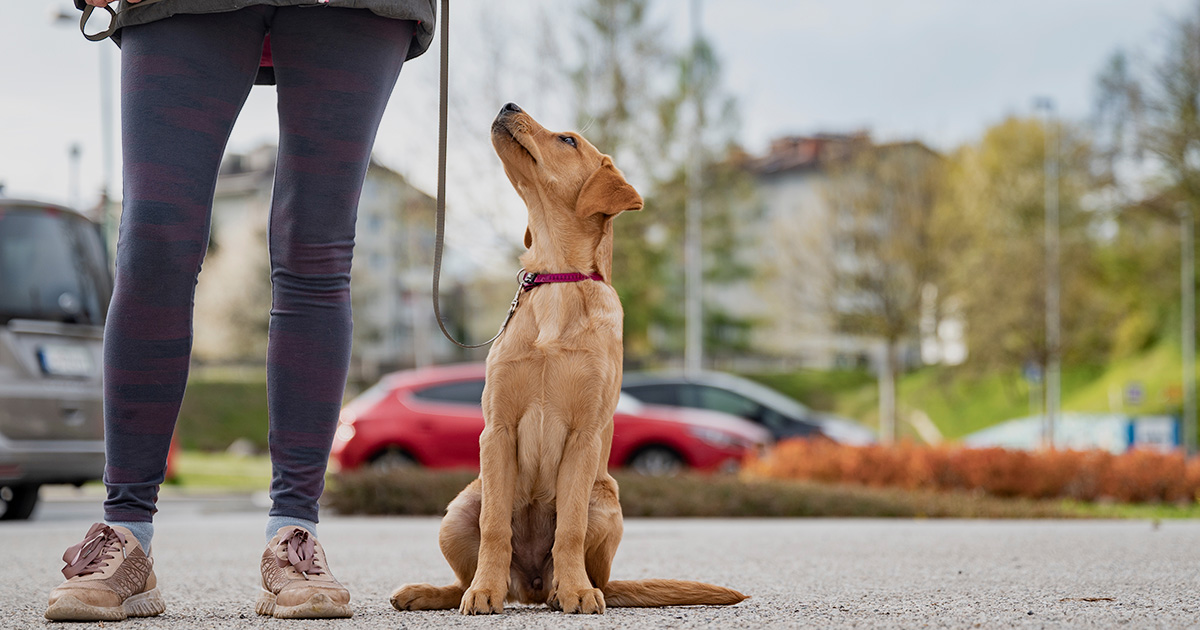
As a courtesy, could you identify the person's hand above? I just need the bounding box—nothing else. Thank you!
[84,0,142,7]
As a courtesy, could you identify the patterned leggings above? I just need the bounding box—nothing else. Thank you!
[103,7,414,524]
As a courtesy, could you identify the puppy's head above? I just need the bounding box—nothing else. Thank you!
[491,103,642,248]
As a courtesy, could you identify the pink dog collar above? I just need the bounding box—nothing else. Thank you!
[520,271,605,292]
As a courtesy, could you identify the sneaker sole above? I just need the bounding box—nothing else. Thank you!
[44,588,165,622]
[256,590,352,619]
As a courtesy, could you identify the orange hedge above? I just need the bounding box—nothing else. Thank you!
[744,439,1200,504]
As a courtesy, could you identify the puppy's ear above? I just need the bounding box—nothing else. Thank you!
[576,157,643,218]
[524,226,533,249]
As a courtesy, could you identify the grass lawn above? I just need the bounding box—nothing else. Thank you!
[744,339,1192,442]
[1061,499,1200,520]
[169,451,274,492]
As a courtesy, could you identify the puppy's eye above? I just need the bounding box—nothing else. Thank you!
[560,135,577,148]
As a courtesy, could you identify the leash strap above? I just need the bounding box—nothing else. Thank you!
[429,0,506,348]
[80,0,168,42]
[427,0,606,348]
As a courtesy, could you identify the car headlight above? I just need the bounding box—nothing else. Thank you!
[334,423,356,443]
[688,427,740,448]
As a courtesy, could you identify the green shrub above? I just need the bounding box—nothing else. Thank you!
[324,469,477,515]
[324,468,1074,519]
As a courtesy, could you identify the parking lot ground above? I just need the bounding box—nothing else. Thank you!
[4,505,1200,629]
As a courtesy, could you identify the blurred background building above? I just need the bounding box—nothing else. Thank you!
[191,145,470,382]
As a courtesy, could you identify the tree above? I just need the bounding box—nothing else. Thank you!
[559,0,752,365]
[824,142,944,442]
[1092,2,1200,356]
[937,118,1108,390]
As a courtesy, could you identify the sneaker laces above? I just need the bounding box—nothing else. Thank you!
[276,528,324,577]
[62,523,126,579]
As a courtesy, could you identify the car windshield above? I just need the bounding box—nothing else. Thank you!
[0,205,110,325]
[710,374,813,419]
[344,376,397,414]
[614,391,644,415]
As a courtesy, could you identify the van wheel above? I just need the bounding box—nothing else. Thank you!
[627,447,685,477]
[0,484,39,520]
[371,449,418,471]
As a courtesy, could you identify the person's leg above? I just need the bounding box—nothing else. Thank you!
[103,9,270,548]
[46,10,271,623]
[262,9,414,538]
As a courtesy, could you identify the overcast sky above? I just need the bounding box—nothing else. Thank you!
[0,0,1192,265]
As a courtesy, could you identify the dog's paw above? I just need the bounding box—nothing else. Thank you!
[391,583,454,611]
[459,585,505,615]
[553,587,606,614]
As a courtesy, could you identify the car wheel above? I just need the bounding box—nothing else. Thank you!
[371,448,418,471]
[0,484,39,521]
[627,447,685,477]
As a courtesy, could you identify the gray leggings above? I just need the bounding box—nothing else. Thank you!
[104,6,413,524]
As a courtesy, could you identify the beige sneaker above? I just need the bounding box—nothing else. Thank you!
[256,526,352,619]
[44,523,165,621]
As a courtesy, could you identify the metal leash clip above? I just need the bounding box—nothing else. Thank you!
[518,269,540,292]
[481,269,530,346]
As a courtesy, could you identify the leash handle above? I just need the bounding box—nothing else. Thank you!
[430,0,511,349]
[79,0,168,42]
[79,5,118,42]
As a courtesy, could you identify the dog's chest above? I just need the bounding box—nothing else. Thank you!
[508,287,623,354]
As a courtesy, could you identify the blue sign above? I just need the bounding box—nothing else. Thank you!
[1125,382,1145,407]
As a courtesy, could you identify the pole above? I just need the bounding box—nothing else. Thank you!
[683,0,704,374]
[68,144,82,212]
[1183,206,1196,454]
[406,203,432,369]
[878,341,895,444]
[100,43,116,255]
[51,8,116,248]
[1036,97,1060,450]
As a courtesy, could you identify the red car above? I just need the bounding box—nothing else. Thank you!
[332,363,770,475]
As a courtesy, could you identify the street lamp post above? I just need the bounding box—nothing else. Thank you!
[683,0,704,375]
[98,41,116,252]
[68,143,82,212]
[1182,205,1196,455]
[54,7,116,251]
[1035,97,1061,451]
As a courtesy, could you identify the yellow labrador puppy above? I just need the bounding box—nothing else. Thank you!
[391,104,748,615]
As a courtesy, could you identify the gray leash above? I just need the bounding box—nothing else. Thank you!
[430,0,521,348]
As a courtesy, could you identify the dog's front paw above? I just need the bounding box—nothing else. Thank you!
[460,584,506,615]
[553,587,606,614]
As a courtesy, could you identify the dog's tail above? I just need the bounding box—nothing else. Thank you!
[601,579,748,607]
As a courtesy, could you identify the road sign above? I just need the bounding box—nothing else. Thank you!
[1023,362,1042,384]
[1125,382,1145,407]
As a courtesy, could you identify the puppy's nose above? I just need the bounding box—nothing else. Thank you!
[501,102,522,114]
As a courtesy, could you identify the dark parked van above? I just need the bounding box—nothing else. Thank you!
[0,198,111,519]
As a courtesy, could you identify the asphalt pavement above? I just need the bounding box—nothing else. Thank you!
[3,495,1200,629]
